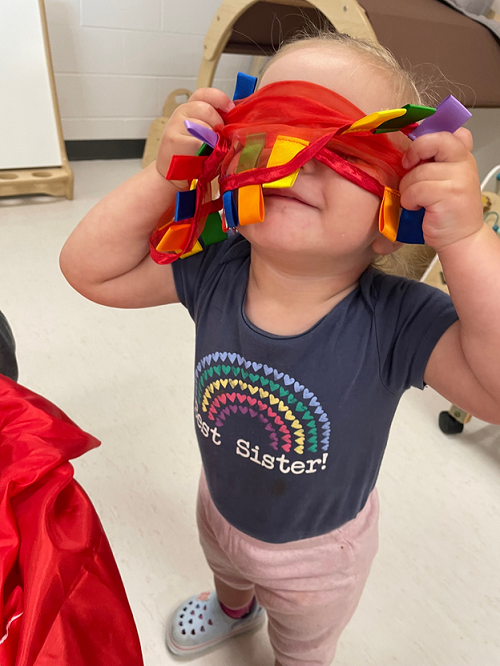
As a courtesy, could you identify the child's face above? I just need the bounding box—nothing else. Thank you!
[238,46,409,266]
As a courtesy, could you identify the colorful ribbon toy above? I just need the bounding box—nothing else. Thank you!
[150,72,471,264]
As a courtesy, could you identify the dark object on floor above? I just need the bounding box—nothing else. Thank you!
[439,410,465,434]
[0,310,18,382]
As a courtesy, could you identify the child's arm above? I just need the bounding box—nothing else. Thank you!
[400,129,500,424]
[60,88,233,308]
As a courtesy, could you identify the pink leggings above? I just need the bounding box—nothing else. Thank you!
[197,473,379,666]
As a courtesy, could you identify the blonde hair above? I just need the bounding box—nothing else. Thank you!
[262,29,438,278]
[262,27,438,108]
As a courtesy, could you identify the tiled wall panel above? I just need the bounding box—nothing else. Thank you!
[45,0,252,140]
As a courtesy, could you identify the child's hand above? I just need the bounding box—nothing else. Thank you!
[156,88,235,190]
[399,128,483,252]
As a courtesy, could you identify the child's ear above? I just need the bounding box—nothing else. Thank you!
[371,235,403,255]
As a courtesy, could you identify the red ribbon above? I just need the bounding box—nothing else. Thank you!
[151,79,409,262]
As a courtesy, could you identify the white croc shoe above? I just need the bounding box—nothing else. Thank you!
[166,590,265,657]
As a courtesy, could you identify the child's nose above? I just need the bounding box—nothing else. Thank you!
[299,159,316,175]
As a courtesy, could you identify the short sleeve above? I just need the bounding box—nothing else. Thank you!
[367,271,458,393]
[172,234,250,320]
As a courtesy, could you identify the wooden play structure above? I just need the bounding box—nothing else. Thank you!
[0,0,73,200]
[143,89,192,169]
[143,0,380,167]
[192,0,500,105]
[195,0,378,88]
[144,0,500,168]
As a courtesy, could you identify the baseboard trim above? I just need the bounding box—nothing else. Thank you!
[66,139,146,161]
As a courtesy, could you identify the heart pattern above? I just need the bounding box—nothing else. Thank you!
[195,352,330,457]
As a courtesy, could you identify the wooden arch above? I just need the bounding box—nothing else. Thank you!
[196,0,378,89]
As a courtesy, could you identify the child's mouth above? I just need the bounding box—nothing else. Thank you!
[264,190,315,208]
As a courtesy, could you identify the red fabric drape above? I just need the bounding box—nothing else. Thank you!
[0,376,144,665]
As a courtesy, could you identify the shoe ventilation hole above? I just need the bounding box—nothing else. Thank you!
[191,629,196,635]
[182,629,186,635]
[179,621,183,627]
[201,626,205,632]
[180,614,184,618]
[183,607,187,611]
[199,614,203,619]
[188,619,193,624]
[208,619,213,625]
[189,601,193,605]
[190,610,195,615]
[203,605,207,610]
[196,604,200,609]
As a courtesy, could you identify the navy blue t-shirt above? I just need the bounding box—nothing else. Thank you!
[173,235,458,543]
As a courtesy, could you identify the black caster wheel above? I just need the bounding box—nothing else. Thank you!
[439,411,464,434]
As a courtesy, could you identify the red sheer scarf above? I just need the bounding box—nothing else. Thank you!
[217,80,406,188]
[151,80,409,263]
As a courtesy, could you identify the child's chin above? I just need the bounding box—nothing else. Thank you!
[240,218,321,255]
[253,208,312,234]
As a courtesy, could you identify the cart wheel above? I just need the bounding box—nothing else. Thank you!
[439,411,464,434]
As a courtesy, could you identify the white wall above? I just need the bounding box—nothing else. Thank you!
[45,0,253,141]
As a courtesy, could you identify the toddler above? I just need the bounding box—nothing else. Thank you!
[60,31,500,666]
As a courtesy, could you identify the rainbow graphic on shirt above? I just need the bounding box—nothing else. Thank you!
[195,352,330,455]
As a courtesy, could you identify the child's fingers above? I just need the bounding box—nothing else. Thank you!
[178,100,226,133]
[399,160,460,193]
[400,178,454,212]
[188,87,235,114]
[400,177,483,250]
[157,113,222,183]
[402,131,472,170]
[400,143,479,212]
[400,171,479,214]
[159,101,223,164]
[156,86,234,184]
